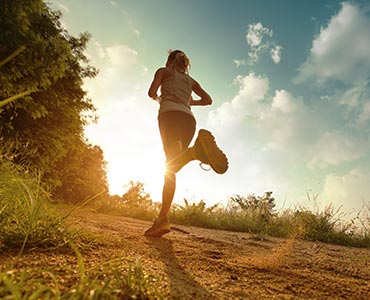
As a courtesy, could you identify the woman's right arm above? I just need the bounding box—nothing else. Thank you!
[190,80,213,106]
[148,68,165,100]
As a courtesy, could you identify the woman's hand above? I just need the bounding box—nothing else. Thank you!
[190,81,213,106]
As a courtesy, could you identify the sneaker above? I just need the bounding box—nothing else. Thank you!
[144,217,171,237]
[192,129,229,174]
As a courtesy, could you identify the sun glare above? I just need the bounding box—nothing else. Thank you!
[102,144,165,200]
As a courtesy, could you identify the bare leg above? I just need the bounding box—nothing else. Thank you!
[158,171,176,218]
[158,141,183,219]
[166,148,195,173]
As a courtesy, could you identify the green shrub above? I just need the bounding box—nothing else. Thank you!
[170,199,221,229]
[167,194,370,248]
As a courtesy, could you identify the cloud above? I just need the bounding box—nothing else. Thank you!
[247,23,272,47]
[84,44,148,107]
[206,68,370,210]
[270,45,283,64]
[307,131,369,169]
[322,168,370,213]
[208,73,313,152]
[233,59,246,68]
[293,2,370,85]
[356,100,370,129]
[245,22,283,65]
[271,89,299,113]
[206,73,324,203]
[109,0,117,7]
[208,73,319,154]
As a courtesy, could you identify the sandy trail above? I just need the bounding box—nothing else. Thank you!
[1,210,369,299]
[74,211,370,300]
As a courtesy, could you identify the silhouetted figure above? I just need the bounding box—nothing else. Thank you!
[145,50,228,237]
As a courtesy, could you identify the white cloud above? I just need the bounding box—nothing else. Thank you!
[245,22,283,64]
[233,59,246,68]
[270,45,282,64]
[206,68,370,211]
[332,80,370,132]
[109,1,117,7]
[356,100,370,129]
[84,44,148,107]
[247,22,272,47]
[207,73,270,151]
[322,168,370,213]
[271,89,298,113]
[246,23,272,63]
[208,73,318,156]
[206,73,323,204]
[233,73,270,105]
[307,131,369,169]
[338,84,365,107]
[294,2,370,85]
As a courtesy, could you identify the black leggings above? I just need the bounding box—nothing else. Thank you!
[158,111,196,159]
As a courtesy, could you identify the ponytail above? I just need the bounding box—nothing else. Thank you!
[167,49,190,74]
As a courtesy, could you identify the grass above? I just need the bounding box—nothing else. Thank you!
[1,154,369,299]
[103,187,370,248]
[0,250,163,300]
[166,194,370,248]
[0,156,163,299]
[0,159,78,254]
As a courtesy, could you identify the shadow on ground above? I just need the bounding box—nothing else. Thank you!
[147,236,213,300]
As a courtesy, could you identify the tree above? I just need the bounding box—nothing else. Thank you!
[121,181,153,209]
[53,142,108,204]
[0,0,108,202]
[229,192,276,221]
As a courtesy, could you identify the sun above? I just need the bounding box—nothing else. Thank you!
[103,146,166,200]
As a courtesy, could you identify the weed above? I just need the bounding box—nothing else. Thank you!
[0,254,163,300]
[166,194,370,248]
[0,158,80,253]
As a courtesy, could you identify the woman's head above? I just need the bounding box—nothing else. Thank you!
[166,50,190,73]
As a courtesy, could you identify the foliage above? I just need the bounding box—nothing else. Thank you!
[0,157,80,252]
[0,0,107,203]
[121,181,153,209]
[170,199,221,228]
[289,206,370,247]
[167,192,370,248]
[0,162,162,298]
[229,192,275,212]
[229,191,276,221]
[99,181,159,220]
[52,142,108,204]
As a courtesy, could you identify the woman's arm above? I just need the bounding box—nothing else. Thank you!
[148,68,165,100]
[190,80,213,106]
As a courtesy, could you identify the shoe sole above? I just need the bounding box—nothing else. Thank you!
[144,226,171,237]
[198,129,228,174]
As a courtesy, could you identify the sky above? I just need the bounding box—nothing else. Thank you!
[50,0,370,215]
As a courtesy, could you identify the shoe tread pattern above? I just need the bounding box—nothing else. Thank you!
[198,129,228,174]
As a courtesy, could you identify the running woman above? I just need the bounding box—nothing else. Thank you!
[145,50,228,237]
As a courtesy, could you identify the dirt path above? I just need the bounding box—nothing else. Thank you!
[72,211,370,300]
[2,210,370,299]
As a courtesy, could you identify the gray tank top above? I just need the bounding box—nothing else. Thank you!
[158,69,194,118]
